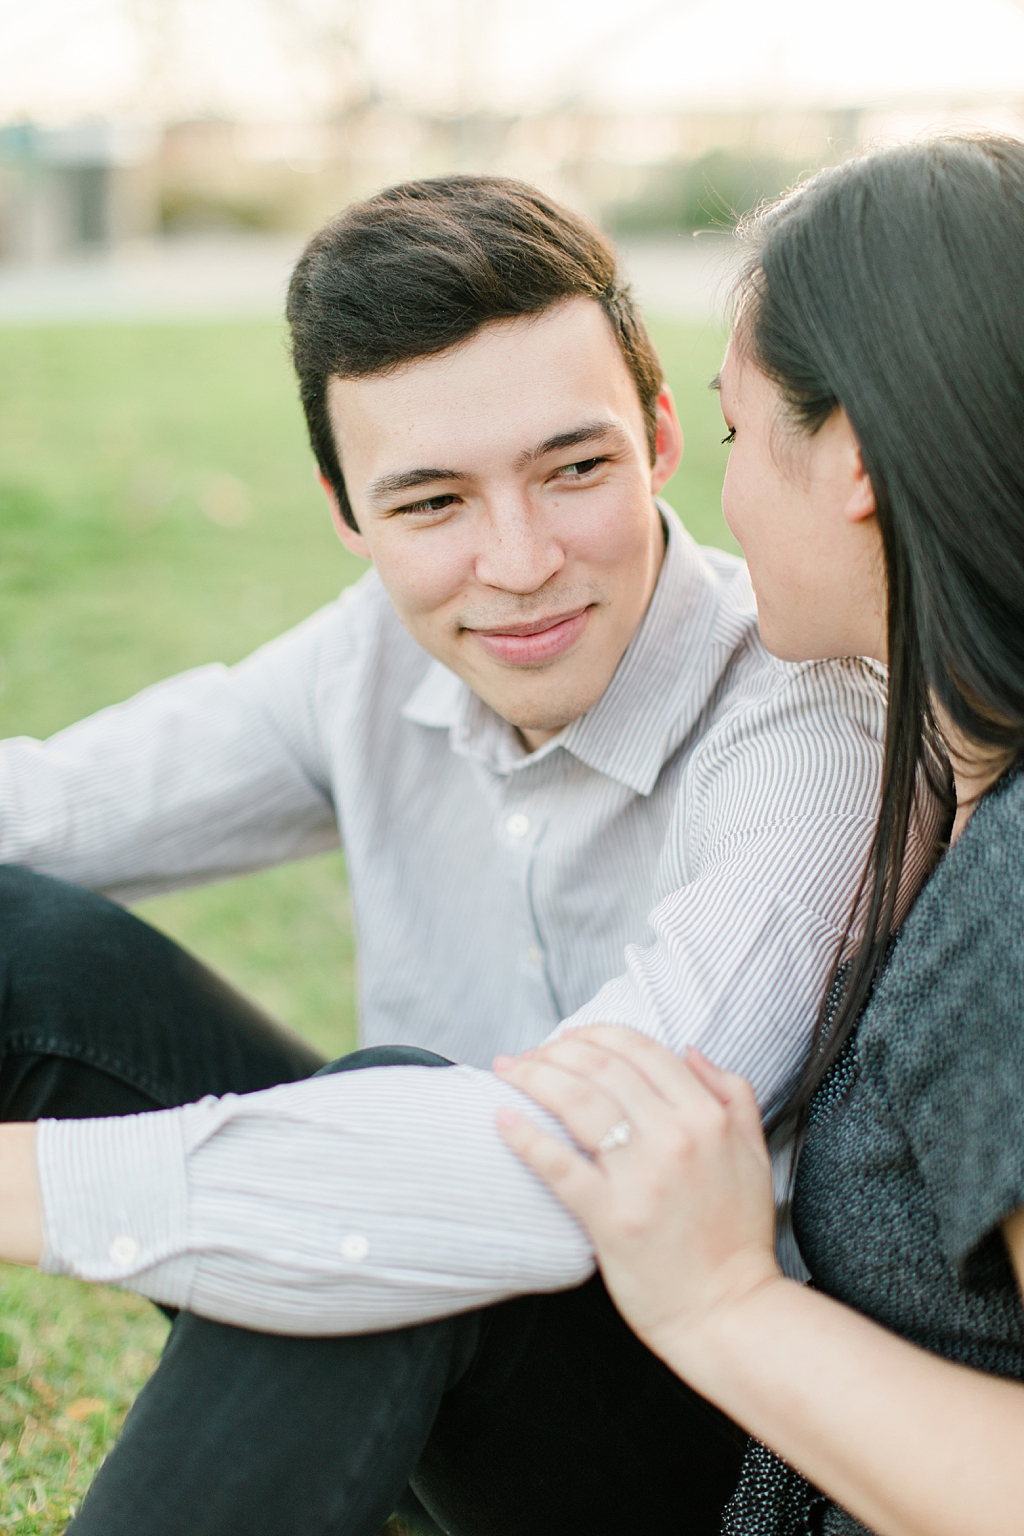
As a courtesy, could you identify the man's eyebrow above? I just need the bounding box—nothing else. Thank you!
[366,467,463,503]
[366,422,626,503]
[516,419,627,469]
[709,373,722,392]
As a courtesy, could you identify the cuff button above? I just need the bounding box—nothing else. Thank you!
[340,1232,370,1263]
[108,1234,140,1267]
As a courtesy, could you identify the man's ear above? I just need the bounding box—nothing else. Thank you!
[650,385,684,495]
[318,473,371,561]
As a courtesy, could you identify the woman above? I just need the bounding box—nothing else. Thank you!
[493,134,1024,1536]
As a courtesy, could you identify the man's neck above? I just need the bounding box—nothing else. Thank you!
[517,723,563,754]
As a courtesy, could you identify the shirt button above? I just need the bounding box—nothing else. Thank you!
[108,1235,140,1267]
[340,1232,370,1263]
[527,945,543,966]
[505,813,530,838]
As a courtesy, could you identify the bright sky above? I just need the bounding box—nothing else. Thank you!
[3,0,1024,123]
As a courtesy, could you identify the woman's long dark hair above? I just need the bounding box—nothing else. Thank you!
[739,137,1024,1133]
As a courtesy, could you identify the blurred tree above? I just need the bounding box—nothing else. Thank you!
[607,148,805,234]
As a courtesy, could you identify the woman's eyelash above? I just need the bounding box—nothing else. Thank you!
[721,427,736,445]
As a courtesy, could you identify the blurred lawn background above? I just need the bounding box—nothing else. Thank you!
[0,312,730,1531]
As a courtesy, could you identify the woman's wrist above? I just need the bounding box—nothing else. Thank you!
[647,1265,798,1397]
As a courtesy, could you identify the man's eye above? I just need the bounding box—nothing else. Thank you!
[403,494,458,514]
[556,458,602,478]
[721,427,736,446]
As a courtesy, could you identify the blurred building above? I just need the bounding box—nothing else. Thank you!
[0,122,159,261]
[2,93,1024,262]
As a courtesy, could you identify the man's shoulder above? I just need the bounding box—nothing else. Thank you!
[231,567,435,732]
[243,567,425,676]
[694,539,751,596]
[314,567,406,644]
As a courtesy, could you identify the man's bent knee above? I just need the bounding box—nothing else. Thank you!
[316,1046,454,1076]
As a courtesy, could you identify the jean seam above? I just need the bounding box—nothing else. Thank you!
[1,1035,178,1108]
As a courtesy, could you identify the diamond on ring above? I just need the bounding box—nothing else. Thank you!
[597,1119,632,1154]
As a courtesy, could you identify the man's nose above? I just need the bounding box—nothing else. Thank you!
[473,501,565,594]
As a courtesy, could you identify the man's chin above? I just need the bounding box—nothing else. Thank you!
[479,686,601,739]
[437,644,612,738]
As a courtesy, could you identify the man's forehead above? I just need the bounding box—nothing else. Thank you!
[327,301,641,476]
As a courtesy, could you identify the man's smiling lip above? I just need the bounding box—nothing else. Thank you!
[466,606,594,665]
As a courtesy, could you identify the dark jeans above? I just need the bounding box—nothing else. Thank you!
[0,867,746,1535]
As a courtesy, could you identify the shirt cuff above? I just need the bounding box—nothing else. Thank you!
[36,1106,196,1303]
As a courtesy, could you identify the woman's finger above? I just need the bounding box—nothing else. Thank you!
[684,1049,770,1162]
[495,1107,604,1227]
[565,1025,716,1108]
[497,1035,676,1153]
[531,1032,677,1108]
[497,1033,730,1169]
[534,1030,730,1143]
[493,1052,632,1154]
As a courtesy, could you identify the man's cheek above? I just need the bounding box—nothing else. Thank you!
[570,508,646,571]
[373,549,456,621]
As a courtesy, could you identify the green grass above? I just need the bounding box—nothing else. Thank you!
[0,312,730,1529]
[0,1271,168,1533]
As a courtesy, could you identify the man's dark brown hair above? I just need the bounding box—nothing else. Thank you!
[286,174,664,530]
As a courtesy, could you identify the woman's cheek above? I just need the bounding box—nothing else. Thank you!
[721,454,752,552]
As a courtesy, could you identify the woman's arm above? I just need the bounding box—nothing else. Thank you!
[495,1028,1024,1536]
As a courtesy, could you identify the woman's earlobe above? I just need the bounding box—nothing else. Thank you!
[845,448,877,524]
[845,480,877,524]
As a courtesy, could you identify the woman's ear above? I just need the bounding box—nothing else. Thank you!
[843,421,877,525]
[318,473,371,561]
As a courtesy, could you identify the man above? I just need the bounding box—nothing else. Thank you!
[0,176,885,1534]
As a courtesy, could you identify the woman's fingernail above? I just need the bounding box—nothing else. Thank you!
[495,1107,519,1129]
[493,1054,515,1071]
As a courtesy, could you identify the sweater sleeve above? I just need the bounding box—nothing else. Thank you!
[876,769,1024,1274]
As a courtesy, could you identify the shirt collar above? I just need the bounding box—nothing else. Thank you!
[401,507,757,793]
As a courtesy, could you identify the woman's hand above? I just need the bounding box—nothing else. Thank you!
[494,1026,782,1367]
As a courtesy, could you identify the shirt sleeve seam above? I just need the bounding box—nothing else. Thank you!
[697,810,878,868]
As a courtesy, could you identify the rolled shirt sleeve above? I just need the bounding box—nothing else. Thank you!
[37,1067,595,1334]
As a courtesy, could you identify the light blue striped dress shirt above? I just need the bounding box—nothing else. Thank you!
[0,511,891,1332]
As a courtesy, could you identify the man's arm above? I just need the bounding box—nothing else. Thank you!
[26,823,860,1334]
[0,599,350,900]
[28,659,891,1334]
[0,1125,42,1265]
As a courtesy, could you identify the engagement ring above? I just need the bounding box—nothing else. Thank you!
[597,1120,632,1154]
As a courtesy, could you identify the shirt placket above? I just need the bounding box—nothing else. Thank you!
[495,773,560,1027]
